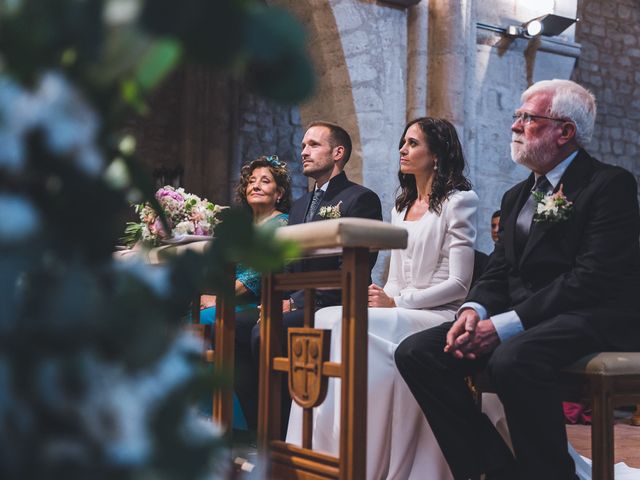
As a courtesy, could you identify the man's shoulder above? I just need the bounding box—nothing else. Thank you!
[341,180,379,198]
[589,155,634,181]
[572,150,636,193]
[291,191,310,208]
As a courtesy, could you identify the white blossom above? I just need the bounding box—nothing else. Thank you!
[0,72,104,176]
[0,194,40,241]
[174,221,194,235]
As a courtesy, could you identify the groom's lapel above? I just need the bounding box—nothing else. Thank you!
[519,150,592,264]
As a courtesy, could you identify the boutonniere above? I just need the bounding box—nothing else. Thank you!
[318,201,342,219]
[532,184,573,223]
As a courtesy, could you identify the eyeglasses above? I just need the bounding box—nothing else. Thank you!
[512,112,568,125]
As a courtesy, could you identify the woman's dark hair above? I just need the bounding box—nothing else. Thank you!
[395,117,472,215]
[235,155,292,213]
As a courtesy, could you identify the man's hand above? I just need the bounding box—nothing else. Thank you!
[446,309,500,360]
[282,299,292,313]
[445,308,479,354]
[368,284,396,308]
[200,294,216,310]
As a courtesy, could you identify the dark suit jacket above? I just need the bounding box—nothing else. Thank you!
[288,171,383,309]
[467,149,640,348]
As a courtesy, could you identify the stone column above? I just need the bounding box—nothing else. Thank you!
[427,0,475,132]
[406,1,429,120]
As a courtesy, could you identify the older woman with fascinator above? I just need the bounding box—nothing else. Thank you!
[199,155,291,323]
[197,155,290,430]
[287,118,478,479]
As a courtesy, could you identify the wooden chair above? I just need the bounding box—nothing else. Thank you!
[473,352,640,480]
[257,218,407,479]
[561,352,640,480]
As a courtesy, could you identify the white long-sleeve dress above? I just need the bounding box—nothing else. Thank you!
[286,190,478,480]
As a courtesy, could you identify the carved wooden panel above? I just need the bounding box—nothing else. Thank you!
[288,328,331,409]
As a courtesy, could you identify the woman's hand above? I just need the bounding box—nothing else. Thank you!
[200,294,216,310]
[368,284,396,308]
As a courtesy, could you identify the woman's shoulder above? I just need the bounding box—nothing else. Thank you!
[447,189,478,208]
[390,205,405,221]
[274,212,289,225]
[443,190,478,221]
[264,212,289,227]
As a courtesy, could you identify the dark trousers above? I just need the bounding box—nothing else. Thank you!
[233,307,305,435]
[395,313,611,480]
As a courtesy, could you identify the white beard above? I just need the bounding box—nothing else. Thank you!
[511,134,555,172]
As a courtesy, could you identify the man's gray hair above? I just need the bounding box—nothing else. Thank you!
[522,79,597,147]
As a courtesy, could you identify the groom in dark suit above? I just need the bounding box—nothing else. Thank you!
[395,80,640,480]
[277,120,383,315]
[234,121,382,430]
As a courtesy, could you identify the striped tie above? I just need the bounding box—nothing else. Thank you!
[305,189,324,222]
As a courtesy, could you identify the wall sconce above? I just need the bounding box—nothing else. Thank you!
[506,14,577,39]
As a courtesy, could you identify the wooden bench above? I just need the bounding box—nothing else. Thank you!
[257,218,407,479]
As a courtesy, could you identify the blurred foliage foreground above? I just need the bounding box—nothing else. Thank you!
[0,1,312,479]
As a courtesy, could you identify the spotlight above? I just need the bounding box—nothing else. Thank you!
[506,14,577,39]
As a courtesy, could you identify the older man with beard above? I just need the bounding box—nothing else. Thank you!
[394,79,640,480]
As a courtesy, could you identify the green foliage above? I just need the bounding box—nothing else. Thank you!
[0,0,104,85]
[0,0,312,478]
[139,0,315,103]
[121,221,143,247]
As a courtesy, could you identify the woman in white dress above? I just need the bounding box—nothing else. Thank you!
[287,117,478,479]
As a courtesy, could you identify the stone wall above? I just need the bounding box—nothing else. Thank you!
[126,68,306,205]
[573,0,640,187]
[232,93,306,201]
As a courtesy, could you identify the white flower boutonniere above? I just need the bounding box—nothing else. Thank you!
[319,201,343,219]
[532,184,573,223]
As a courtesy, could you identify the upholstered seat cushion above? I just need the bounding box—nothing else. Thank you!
[275,218,408,253]
[563,352,640,376]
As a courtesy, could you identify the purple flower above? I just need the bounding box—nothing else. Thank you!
[155,187,184,203]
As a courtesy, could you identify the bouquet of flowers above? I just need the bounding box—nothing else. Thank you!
[122,186,223,247]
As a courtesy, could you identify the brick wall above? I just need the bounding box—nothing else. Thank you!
[573,0,640,185]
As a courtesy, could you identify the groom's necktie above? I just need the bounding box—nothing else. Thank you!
[515,175,551,250]
[305,189,324,222]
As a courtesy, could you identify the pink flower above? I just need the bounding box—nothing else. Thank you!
[155,187,184,203]
[150,218,168,238]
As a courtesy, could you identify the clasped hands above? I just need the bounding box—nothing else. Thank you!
[368,283,396,308]
[445,308,500,360]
